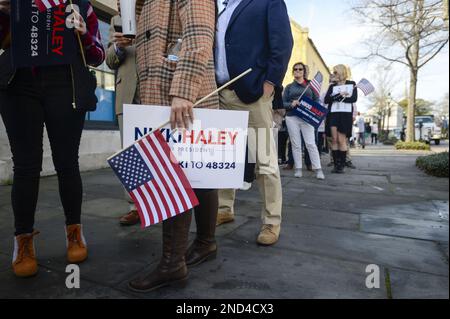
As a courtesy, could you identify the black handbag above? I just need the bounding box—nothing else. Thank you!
[70,55,98,111]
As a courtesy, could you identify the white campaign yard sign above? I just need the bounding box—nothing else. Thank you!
[123,105,249,189]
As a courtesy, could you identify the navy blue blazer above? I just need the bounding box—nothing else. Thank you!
[222,0,293,104]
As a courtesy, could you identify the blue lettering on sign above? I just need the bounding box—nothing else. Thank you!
[135,127,183,143]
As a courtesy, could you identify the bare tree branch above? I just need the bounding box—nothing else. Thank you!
[352,0,449,141]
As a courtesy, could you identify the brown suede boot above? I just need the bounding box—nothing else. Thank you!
[186,190,218,267]
[129,211,192,293]
[66,225,88,264]
[13,231,40,278]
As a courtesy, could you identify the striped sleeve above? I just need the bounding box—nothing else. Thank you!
[81,4,105,67]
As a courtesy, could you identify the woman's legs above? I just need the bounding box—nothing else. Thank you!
[40,67,88,264]
[299,120,322,170]
[186,189,218,266]
[0,71,45,277]
[129,211,192,292]
[285,116,303,170]
[338,132,348,151]
[331,127,348,173]
[331,126,339,151]
[0,74,44,236]
[43,92,85,226]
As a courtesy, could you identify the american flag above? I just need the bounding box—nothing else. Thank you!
[310,71,324,96]
[35,0,68,12]
[356,78,375,96]
[108,131,199,228]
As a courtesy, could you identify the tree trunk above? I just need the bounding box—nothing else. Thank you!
[406,68,418,142]
[406,0,422,142]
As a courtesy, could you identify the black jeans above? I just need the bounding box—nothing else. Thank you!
[0,66,86,236]
[371,133,378,144]
[278,130,289,163]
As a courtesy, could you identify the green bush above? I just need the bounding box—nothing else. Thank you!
[416,152,449,177]
[395,141,431,151]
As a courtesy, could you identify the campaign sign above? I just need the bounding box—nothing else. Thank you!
[123,105,249,189]
[293,96,329,129]
[10,0,77,68]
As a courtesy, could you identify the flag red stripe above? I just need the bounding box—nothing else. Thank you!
[136,186,157,226]
[143,182,163,223]
[35,1,50,12]
[142,136,183,216]
[129,191,148,229]
[136,187,156,226]
[154,131,199,208]
[35,0,66,12]
[138,140,173,218]
[147,133,193,211]
[146,135,189,213]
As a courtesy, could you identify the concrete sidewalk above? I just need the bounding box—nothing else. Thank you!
[0,144,448,299]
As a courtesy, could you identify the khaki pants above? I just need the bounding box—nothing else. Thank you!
[218,89,282,226]
[118,114,137,211]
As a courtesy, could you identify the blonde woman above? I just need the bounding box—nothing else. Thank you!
[324,65,358,173]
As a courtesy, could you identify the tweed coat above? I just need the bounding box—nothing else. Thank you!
[135,0,218,109]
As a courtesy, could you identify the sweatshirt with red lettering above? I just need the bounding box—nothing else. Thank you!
[0,3,104,67]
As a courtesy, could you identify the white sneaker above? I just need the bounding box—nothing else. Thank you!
[316,169,325,180]
[294,169,302,178]
[240,182,252,191]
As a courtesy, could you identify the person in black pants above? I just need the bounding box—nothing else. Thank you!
[0,0,104,278]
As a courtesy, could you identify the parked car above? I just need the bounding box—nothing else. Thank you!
[415,115,442,145]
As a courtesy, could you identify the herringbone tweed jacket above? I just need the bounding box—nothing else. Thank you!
[135,0,218,109]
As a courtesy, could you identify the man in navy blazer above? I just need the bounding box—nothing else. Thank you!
[215,0,293,247]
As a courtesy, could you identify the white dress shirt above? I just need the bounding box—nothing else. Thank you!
[215,0,243,85]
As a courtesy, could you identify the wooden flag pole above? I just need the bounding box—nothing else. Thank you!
[69,0,87,67]
[155,68,253,131]
[107,68,253,161]
[296,71,322,102]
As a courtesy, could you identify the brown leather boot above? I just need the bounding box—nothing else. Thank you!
[66,225,88,264]
[12,231,40,278]
[186,190,218,267]
[129,211,192,293]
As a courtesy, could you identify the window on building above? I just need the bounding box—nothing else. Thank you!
[85,13,118,130]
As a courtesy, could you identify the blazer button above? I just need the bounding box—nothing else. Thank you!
[146,31,151,39]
